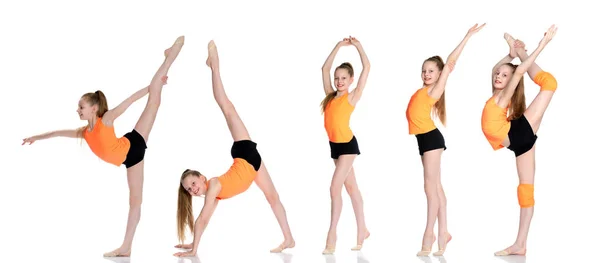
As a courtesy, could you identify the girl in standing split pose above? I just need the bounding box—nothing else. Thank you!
[406,23,485,257]
[320,36,370,254]
[174,40,295,257]
[481,25,558,256]
[22,36,185,257]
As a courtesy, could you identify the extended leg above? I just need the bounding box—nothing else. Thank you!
[516,43,557,134]
[323,154,357,254]
[433,151,452,256]
[206,40,250,142]
[342,167,370,250]
[417,149,443,256]
[495,146,536,256]
[253,161,295,253]
[134,36,185,142]
[103,160,145,257]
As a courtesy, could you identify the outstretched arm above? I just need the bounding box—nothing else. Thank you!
[102,85,151,125]
[497,25,557,107]
[174,179,221,257]
[348,37,371,106]
[430,23,486,99]
[322,39,350,95]
[22,127,85,145]
[513,39,543,80]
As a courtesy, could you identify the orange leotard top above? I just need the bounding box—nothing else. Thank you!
[209,158,257,200]
[83,118,131,166]
[481,96,510,150]
[405,87,439,135]
[324,92,355,143]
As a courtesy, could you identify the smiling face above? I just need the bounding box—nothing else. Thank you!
[421,60,441,86]
[334,68,353,92]
[180,173,207,197]
[77,97,97,121]
[493,64,516,90]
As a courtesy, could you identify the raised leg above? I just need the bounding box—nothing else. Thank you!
[495,146,536,256]
[518,48,557,133]
[323,154,357,254]
[134,36,185,142]
[103,160,145,257]
[253,161,296,253]
[206,40,250,141]
[515,41,557,134]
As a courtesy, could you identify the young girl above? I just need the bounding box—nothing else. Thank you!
[22,36,185,257]
[319,36,371,254]
[406,23,485,257]
[481,25,558,256]
[174,40,295,257]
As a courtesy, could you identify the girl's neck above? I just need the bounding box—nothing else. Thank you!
[88,116,98,129]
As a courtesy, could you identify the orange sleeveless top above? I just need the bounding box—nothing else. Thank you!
[209,158,257,200]
[406,87,438,135]
[83,118,131,166]
[324,92,355,143]
[481,96,511,150]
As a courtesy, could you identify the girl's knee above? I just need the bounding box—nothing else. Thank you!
[330,185,344,196]
[129,196,143,207]
[344,183,354,193]
[264,192,280,206]
[534,71,557,92]
[147,93,162,106]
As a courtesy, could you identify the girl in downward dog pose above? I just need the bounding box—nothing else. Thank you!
[174,40,295,257]
[406,23,485,257]
[22,36,185,257]
[481,25,558,256]
[320,36,371,254]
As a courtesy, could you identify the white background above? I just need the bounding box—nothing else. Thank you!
[1,0,597,263]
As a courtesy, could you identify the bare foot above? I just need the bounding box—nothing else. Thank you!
[270,239,296,253]
[206,40,219,68]
[103,247,131,257]
[322,231,337,254]
[351,230,370,251]
[433,232,452,256]
[417,233,436,256]
[495,244,527,256]
[504,33,517,58]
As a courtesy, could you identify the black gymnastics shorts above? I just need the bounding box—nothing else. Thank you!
[329,136,361,159]
[122,129,148,168]
[507,116,538,157]
[231,140,262,171]
[415,128,447,156]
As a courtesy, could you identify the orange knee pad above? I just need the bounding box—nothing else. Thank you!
[533,71,557,92]
[517,184,535,208]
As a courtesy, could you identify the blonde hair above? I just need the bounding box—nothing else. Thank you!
[176,169,202,243]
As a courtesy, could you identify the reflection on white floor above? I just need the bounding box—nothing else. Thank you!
[94,249,541,263]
